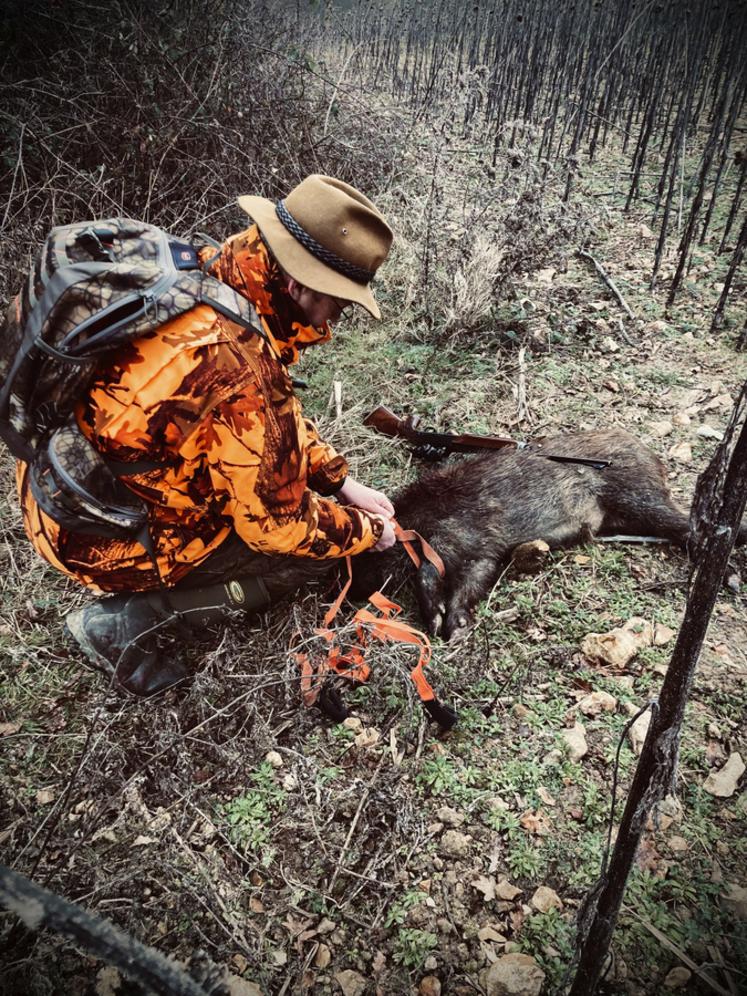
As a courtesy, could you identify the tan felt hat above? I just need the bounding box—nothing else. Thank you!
[237,174,393,319]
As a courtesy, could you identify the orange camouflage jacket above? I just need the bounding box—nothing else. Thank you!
[18,226,383,592]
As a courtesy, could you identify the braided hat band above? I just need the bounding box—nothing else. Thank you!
[275,200,375,285]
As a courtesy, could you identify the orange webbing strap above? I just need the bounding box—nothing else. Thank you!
[298,556,360,707]
[393,521,447,578]
[296,555,458,729]
[322,556,354,628]
[297,643,371,708]
[354,591,436,703]
[297,651,325,707]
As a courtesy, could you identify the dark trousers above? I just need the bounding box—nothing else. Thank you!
[175,530,336,601]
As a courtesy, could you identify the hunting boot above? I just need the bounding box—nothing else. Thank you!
[65,575,270,696]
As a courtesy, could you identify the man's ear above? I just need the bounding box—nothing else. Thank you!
[286,276,305,305]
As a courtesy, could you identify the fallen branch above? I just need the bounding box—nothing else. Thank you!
[0,864,224,996]
[578,248,636,319]
[624,908,730,996]
[615,316,637,347]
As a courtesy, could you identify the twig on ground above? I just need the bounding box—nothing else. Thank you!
[279,867,376,931]
[439,878,460,935]
[296,773,333,862]
[17,709,100,878]
[707,944,739,996]
[515,346,531,424]
[577,248,636,319]
[327,754,385,893]
[615,316,637,347]
[170,824,254,954]
[623,908,730,996]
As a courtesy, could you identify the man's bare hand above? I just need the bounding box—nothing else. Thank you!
[372,515,396,552]
[338,477,395,518]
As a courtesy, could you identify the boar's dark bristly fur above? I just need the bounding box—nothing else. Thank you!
[350,428,746,641]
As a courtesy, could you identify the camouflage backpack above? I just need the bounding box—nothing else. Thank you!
[0,217,263,543]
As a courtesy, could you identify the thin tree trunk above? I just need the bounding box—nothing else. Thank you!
[569,387,747,996]
[719,153,747,252]
[711,213,747,332]
[667,95,727,306]
[699,82,745,244]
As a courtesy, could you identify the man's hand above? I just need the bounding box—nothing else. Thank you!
[338,477,395,518]
[372,515,396,552]
[338,477,396,552]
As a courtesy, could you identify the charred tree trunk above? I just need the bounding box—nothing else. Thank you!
[667,95,728,307]
[719,152,747,252]
[699,83,745,244]
[711,212,747,333]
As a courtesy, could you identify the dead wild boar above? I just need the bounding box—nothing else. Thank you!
[351,428,746,640]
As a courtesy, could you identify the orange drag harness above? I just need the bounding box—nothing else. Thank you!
[296,523,458,730]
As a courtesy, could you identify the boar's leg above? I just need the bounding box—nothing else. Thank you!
[601,491,691,546]
[348,549,393,601]
[415,561,448,637]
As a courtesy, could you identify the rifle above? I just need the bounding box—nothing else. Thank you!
[363,406,611,470]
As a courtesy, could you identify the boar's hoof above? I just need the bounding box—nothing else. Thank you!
[445,611,472,642]
[511,539,550,575]
[421,599,447,638]
[429,607,444,638]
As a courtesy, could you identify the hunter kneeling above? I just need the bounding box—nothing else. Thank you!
[3,176,397,695]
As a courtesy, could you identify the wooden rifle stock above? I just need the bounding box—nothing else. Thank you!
[363,405,518,453]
